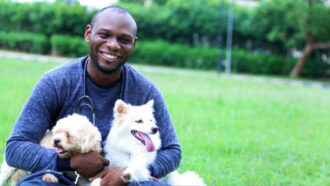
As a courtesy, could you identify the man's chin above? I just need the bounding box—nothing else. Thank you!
[97,63,122,74]
[90,56,124,75]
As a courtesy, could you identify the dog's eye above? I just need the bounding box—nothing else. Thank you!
[135,119,143,124]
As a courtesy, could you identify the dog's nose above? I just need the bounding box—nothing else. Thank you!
[151,127,158,134]
[54,139,61,146]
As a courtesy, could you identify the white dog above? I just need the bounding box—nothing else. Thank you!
[0,114,102,186]
[91,99,206,186]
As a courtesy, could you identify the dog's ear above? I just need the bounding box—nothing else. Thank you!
[145,99,154,109]
[80,127,102,153]
[114,99,130,117]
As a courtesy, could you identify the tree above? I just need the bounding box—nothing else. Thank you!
[290,0,330,77]
[55,0,79,5]
[120,0,168,6]
[250,0,330,77]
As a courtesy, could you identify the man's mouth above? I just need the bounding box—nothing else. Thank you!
[131,130,155,152]
[100,52,118,61]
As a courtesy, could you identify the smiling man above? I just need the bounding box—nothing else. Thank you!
[4,6,181,186]
[85,7,137,86]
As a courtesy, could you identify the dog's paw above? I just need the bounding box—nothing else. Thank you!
[121,169,133,183]
[42,173,59,183]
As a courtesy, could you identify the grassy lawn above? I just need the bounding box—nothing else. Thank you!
[0,57,329,185]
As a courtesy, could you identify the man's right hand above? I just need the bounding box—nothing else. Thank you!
[70,151,110,178]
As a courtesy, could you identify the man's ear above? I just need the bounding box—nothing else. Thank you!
[132,37,138,48]
[84,25,92,43]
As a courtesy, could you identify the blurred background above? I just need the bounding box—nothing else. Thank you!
[0,0,329,79]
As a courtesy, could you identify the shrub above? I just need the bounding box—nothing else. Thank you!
[0,32,49,54]
[132,39,329,78]
[50,35,88,57]
[1,31,326,78]
[231,49,296,75]
[303,58,330,78]
[131,40,218,70]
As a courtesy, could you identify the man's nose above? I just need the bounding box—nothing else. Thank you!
[106,38,120,50]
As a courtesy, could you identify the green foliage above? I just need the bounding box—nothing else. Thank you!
[308,2,330,42]
[0,32,49,53]
[0,0,328,54]
[118,0,223,46]
[250,0,330,52]
[230,49,296,75]
[0,0,91,36]
[133,39,280,72]
[131,40,217,69]
[0,30,327,78]
[303,58,330,78]
[132,39,329,77]
[50,35,88,57]
[120,0,144,5]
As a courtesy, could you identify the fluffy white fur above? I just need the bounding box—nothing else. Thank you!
[91,100,206,186]
[0,114,102,186]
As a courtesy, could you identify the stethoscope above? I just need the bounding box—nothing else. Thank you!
[76,58,125,125]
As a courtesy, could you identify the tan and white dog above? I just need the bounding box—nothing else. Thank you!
[91,99,206,186]
[0,114,102,186]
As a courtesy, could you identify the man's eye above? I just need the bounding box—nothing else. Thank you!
[99,33,108,38]
[119,38,132,44]
[135,120,143,124]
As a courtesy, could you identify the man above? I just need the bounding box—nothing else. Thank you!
[5,6,181,186]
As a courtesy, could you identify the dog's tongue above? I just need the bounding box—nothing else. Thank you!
[56,147,64,154]
[139,133,155,152]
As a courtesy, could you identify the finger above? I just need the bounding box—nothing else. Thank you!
[89,169,108,181]
[100,176,114,186]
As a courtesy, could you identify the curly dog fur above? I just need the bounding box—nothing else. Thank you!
[0,114,102,185]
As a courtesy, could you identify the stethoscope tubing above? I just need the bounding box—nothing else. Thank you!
[76,58,125,125]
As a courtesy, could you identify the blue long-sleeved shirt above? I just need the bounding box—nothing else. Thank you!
[5,56,181,178]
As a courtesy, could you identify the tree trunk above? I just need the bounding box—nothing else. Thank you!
[289,42,313,77]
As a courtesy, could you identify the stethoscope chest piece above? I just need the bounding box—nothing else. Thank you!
[77,95,96,125]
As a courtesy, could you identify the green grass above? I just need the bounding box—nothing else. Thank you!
[0,58,59,154]
[1,57,329,185]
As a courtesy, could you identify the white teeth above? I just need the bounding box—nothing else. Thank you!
[102,53,117,59]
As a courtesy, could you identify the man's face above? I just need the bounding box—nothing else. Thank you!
[84,10,137,74]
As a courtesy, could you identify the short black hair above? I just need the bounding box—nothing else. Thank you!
[90,5,136,29]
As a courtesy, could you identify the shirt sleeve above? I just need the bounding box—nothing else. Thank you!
[147,88,182,178]
[5,74,61,172]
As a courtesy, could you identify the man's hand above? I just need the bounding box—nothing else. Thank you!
[70,151,109,178]
[89,167,126,186]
